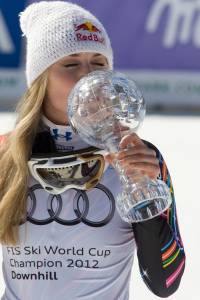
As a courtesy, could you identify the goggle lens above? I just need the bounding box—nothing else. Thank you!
[36,158,101,188]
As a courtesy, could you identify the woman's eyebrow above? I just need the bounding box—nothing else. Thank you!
[68,53,104,58]
[59,53,107,64]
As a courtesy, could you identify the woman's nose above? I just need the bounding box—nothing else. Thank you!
[78,63,94,80]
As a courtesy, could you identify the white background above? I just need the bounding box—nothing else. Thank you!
[0,113,199,300]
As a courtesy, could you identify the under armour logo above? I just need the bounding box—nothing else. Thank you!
[52,129,72,141]
[0,10,14,54]
[146,0,200,47]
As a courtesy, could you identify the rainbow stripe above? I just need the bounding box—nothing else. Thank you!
[162,161,167,182]
[166,258,185,288]
[162,240,177,261]
[163,249,181,268]
[161,236,173,252]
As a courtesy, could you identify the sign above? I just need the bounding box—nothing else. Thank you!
[1,0,200,109]
[0,1,26,108]
[0,1,26,67]
[72,0,200,109]
[72,0,200,70]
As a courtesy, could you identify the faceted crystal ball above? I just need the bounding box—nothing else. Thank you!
[68,70,146,151]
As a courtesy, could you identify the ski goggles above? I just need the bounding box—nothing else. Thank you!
[28,146,106,195]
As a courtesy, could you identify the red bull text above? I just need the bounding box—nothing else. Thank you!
[74,22,105,44]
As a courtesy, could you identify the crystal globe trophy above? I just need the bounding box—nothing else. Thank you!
[68,70,172,223]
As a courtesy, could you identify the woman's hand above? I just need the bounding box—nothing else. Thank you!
[104,133,160,180]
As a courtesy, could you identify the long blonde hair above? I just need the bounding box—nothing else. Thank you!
[0,70,49,245]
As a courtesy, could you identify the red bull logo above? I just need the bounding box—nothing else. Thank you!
[75,21,101,33]
[74,21,105,44]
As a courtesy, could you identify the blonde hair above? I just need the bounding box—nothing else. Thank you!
[0,70,49,245]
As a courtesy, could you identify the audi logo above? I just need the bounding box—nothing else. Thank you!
[20,184,115,227]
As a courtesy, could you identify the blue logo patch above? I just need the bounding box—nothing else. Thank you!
[52,129,73,141]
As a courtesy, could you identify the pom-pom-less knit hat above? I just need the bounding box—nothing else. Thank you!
[19,1,113,87]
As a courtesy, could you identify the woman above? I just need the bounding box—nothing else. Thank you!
[0,1,185,299]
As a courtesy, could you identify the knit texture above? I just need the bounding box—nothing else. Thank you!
[19,1,113,87]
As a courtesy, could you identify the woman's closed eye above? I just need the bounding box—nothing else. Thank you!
[63,61,107,69]
[64,63,79,68]
[92,62,106,66]
[64,63,104,68]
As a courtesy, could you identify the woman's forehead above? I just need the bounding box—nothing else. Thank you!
[60,53,106,61]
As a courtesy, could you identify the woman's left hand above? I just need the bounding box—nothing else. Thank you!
[104,133,160,180]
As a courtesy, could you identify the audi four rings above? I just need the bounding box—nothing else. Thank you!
[21,183,115,227]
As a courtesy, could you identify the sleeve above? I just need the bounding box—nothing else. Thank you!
[131,141,186,298]
[0,135,6,145]
[0,134,7,150]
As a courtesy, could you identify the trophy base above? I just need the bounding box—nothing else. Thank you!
[116,180,172,223]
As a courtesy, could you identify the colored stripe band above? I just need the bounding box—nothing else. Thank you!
[163,248,180,268]
[161,236,174,252]
[162,240,177,261]
[166,258,185,288]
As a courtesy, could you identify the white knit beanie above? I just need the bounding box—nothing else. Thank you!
[19,1,113,87]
